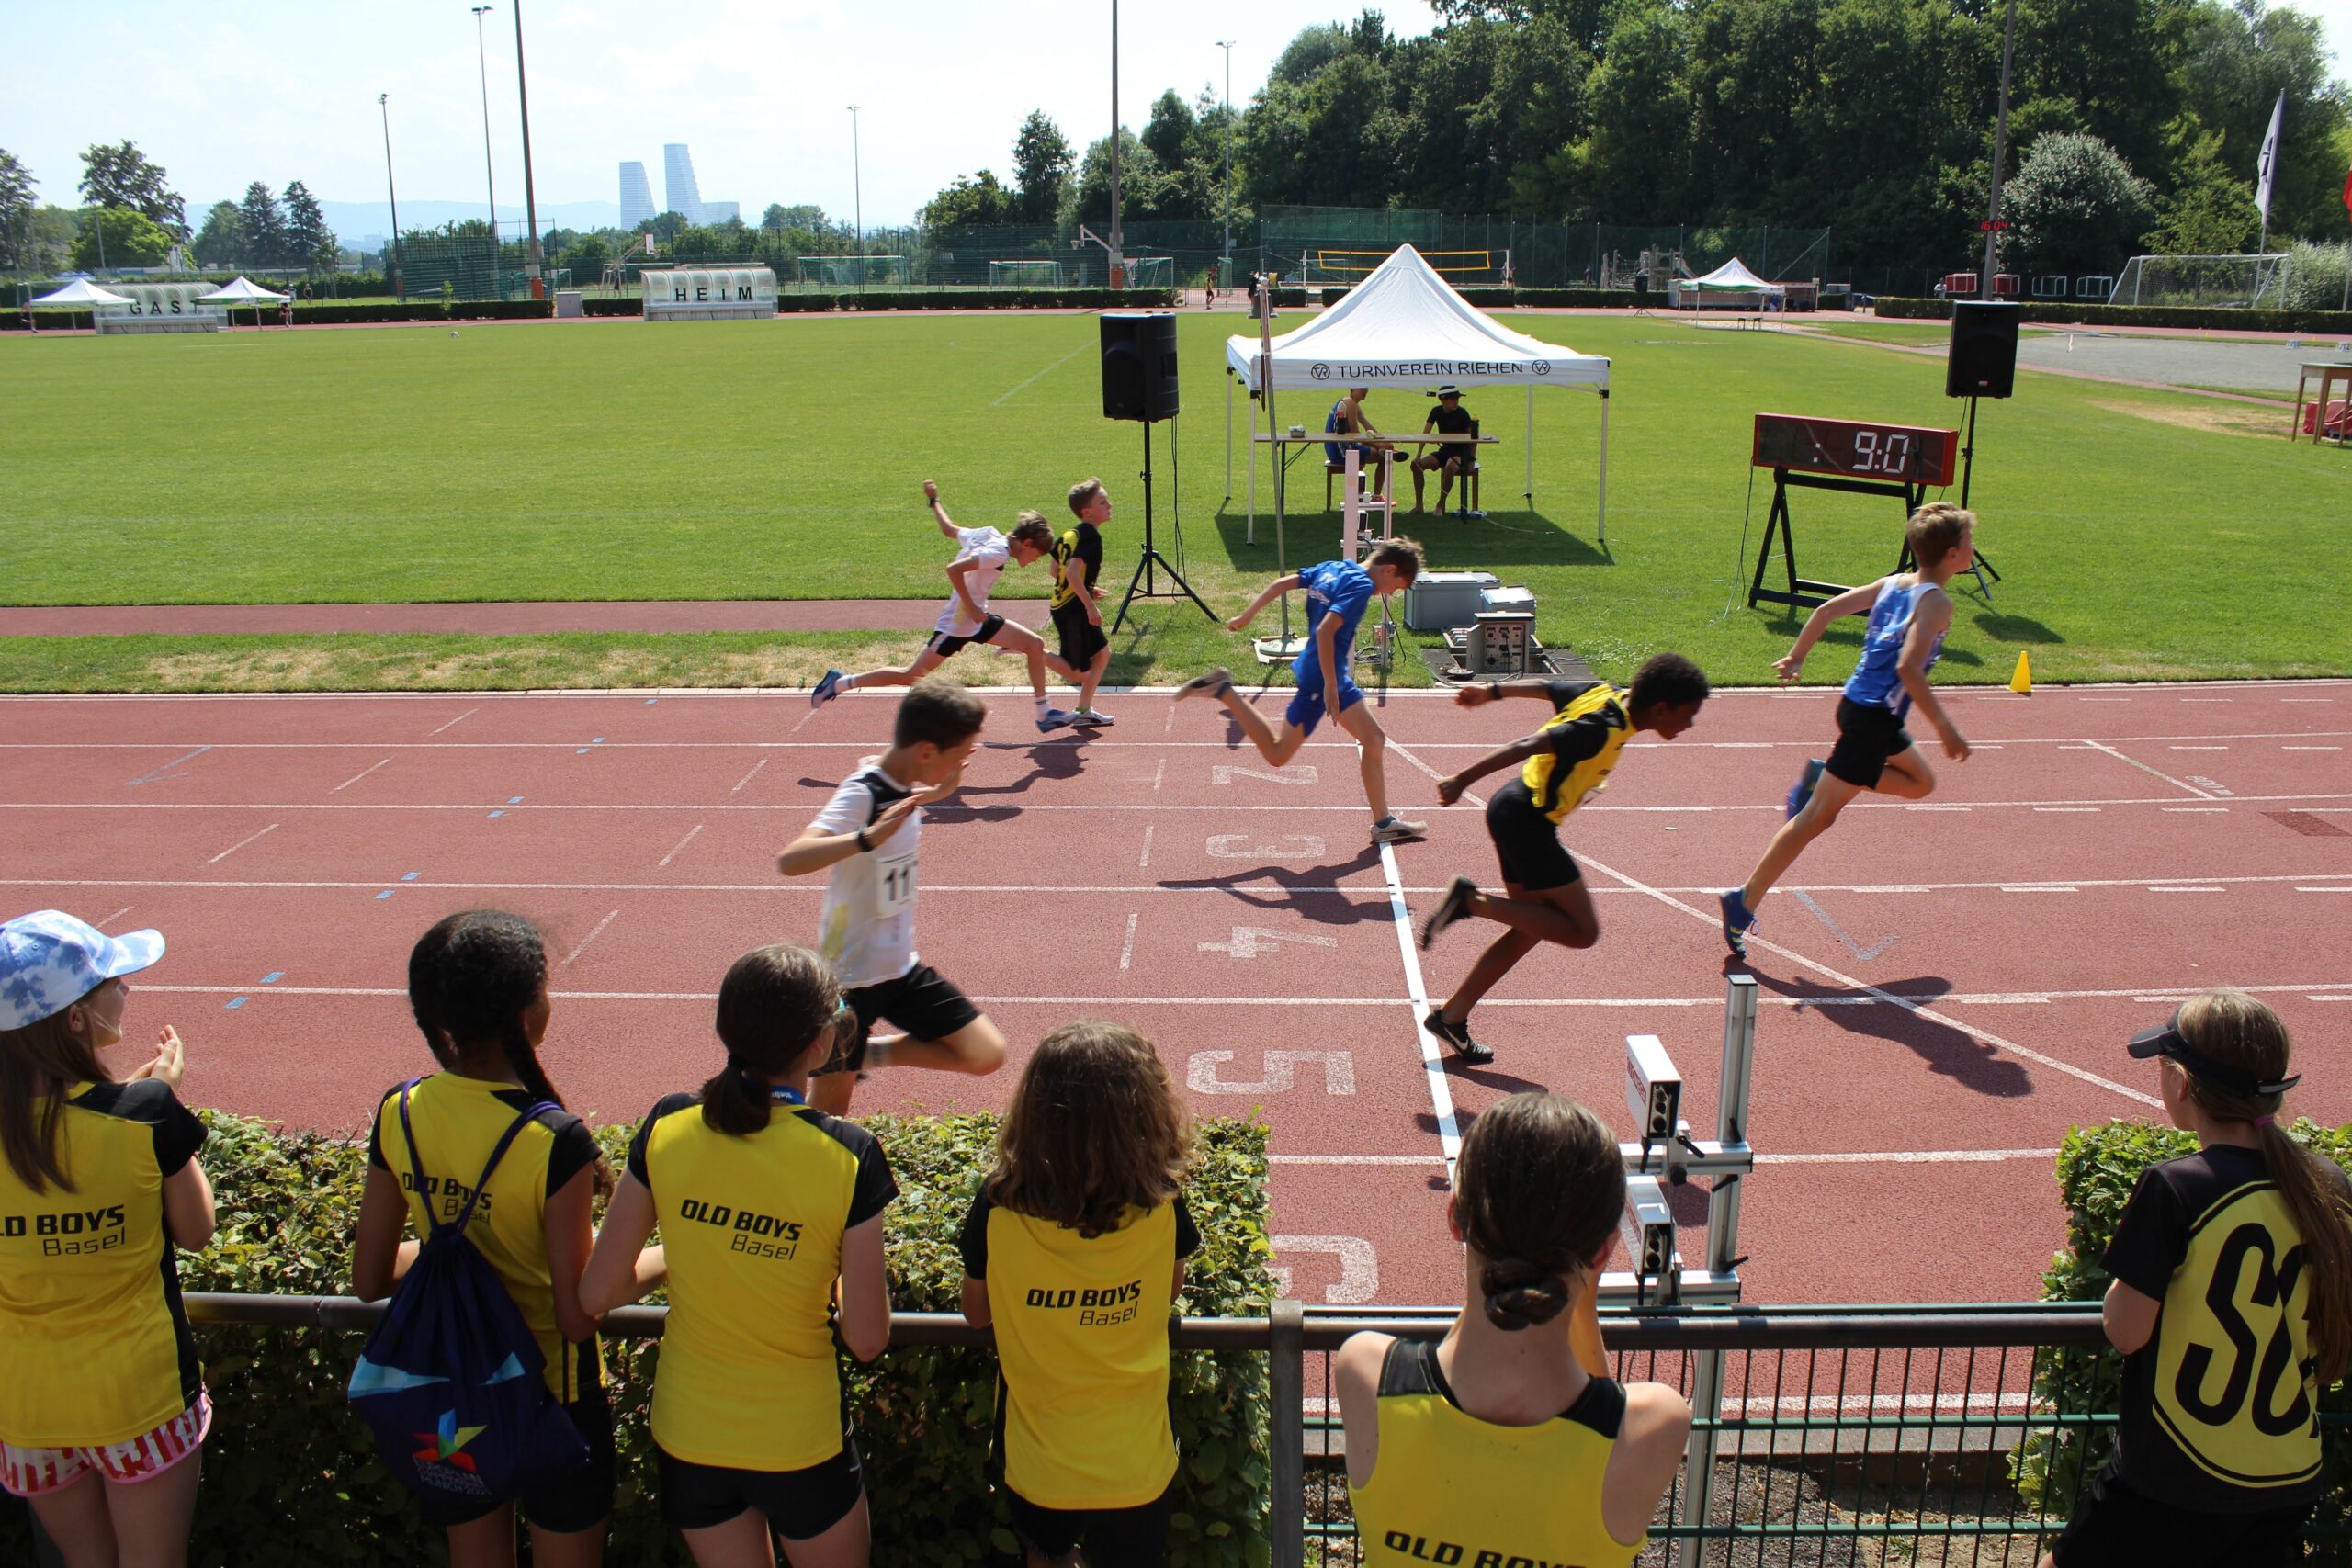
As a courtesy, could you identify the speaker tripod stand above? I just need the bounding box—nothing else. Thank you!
[1112,418,1216,633]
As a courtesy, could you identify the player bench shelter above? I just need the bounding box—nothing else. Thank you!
[97,282,228,334]
[640,266,777,321]
[1222,244,1613,547]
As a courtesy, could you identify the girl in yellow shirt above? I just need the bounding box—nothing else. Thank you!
[1334,1092,1690,1568]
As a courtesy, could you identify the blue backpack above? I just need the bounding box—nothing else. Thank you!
[347,1080,591,1506]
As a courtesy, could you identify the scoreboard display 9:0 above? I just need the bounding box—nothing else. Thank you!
[1751,413,1960,487]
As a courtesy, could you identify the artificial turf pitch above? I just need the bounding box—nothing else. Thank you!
[3,310,2347,690]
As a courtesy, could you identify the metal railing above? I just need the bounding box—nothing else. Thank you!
[168,1291,2245,1565]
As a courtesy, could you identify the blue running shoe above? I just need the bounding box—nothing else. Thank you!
[1717,889,1757,958]
[810,669,844,709]
[1785,758,1826,820]
[1035,707,1077,733]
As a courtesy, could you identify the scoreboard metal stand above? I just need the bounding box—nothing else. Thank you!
[1745,413,1961,614]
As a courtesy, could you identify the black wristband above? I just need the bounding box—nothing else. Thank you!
[854,828,872,852]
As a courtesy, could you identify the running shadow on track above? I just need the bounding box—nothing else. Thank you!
[795,739,1085,823]
[1158,850,1393,929]
[1740,967,2032,1099]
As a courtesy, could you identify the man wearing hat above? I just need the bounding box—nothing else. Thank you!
[1412,386,1476,515]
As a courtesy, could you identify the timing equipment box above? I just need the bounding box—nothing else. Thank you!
[1480,586,1537,616]
[1403,570,1500,631]
[1468,613,1535,675]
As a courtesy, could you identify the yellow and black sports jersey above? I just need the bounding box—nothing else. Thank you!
[958,1191,1199,1509]
[2105,1145,2343,1512]
[1519,681,1633,825]
[1351,1339,1642,1568]
[1049,523,1103,611]
[628,1091,896,1471]
[0,1078,206,1448]
[368,1073,604,1400]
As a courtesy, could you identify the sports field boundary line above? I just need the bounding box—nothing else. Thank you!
[1376,840,1463,1179]
[1571,850,2165,1111]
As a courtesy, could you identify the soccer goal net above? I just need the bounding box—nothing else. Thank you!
[988,258,1069,288]
[2109,253,2290,309]
[796,254,910,288]
[1299,248,1503,286]
[1121,255,1174,288]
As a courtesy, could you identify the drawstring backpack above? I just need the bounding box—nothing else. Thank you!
[347,1079,591,1505]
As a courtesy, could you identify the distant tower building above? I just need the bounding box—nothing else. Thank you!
[619,162,655,230]
[702,201,740,225]
[662,144,704,224]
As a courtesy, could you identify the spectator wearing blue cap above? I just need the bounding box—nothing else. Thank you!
[0,909,216,1565]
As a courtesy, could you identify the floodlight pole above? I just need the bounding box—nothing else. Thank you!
[1107,0,1123,282]
[1216,40,1236,272]
[1978,0,2019,298]
[848,106,863,289]
[472,6,499,288]
[379,93,403,300]
[512,0,544,298]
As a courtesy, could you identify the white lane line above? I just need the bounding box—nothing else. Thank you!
[1760,1148,2061,1167]
[2001,886,2079,893]
[1270,1154,1446,1166]
[2076,739,2214,799]
[96,905,134,929]
[1576,850,2162,1109]
[205,823,279,863]
[561,909,620,966]
[427,705,482,737]
[2165,807,2230,813]
[656,823,705,868]
[328,758,393,795]
[2300,886,2352,894]
[2032,807,2100,813]
[1137,824,1155,870]
[989,339,1094,407]
[2284,746,2342,751]
[1379,839,1462,1178]
[128,979,2352,1009]
[2168,746,2227,750]
[2157,887,2226,894]
[1118,912,1138,971]
[729,757,768,794]
[1152,758,1166,793]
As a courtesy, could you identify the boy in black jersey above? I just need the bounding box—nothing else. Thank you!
[1050,478,1114,728]
[1410,386,1476,514]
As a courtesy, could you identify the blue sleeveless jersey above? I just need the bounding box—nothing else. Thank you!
[1842,577,1943,716]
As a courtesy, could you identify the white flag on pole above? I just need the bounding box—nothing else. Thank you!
[2255,90,2285,221]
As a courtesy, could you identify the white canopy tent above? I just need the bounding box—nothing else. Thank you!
[1672,256,1785,311]
[199,275,289,330]
[1223,244,1614,545]
[29,278,133,308]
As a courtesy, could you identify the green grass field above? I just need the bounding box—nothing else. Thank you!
[3,311,2346,691]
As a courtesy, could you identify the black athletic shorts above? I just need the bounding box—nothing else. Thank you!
[1006,1480,1175,1566]
[1486,780,1579,893]
[656,1438,865,1540]
[928,614,1005,660]
[1051,599,1108,669]
[416,1383,616,1533]
[2051,1463,2309,1567]
[1825,695,1915,790]
[815,962,983,1076]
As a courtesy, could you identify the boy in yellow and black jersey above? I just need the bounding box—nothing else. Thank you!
[1048,478,1115,727]
[1417,655,1710,1066]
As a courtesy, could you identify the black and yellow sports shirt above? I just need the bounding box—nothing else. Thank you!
[959,1191,1199,1509]
[628,1092,896,1471]
[2105,1144,2343,1512]
[1049,521,1104,612]
[368,1072,605,1401]
[1518,681,1633,826]
[0,1079,207,1448]
[1351,1339,1643,1567]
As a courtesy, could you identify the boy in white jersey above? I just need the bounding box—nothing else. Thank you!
[777,678,1007,1115]
[1717,503,1975,955]
[811,481,1079,734]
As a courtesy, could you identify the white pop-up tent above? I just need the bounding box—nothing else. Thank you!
[29,278,133,308]
[1673,256,1784,310]
[199,275,290,330]
[1224,245,1614,543]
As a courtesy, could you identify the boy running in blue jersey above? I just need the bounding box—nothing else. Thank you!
[1174,539,1429,845]
[1717,503,1977,955]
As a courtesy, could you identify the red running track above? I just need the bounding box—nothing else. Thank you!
[4,680,2347,1310]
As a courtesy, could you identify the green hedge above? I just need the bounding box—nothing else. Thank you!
[0,1109,1272,1567]
[1876,296,2352,333]
[2014,1118,2352,1557]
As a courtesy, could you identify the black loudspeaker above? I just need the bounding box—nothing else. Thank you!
[1946,300,2021,399]
[1634,273,1650,300]
[1101,311,1181,422]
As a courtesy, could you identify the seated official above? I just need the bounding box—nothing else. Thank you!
[1412,385,1476,513]
[1323,387,1393,496]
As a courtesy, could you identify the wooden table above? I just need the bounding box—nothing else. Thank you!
[2290,361,2352,446]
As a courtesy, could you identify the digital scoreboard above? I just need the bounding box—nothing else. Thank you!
[1751,413,1961,488]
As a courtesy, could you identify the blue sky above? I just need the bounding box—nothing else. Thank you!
[2,0,2345,231]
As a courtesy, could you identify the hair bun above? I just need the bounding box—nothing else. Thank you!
[1480,1264,1570,1331]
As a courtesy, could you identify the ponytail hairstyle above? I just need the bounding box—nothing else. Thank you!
[1453,1093,1624,1332]
[408,910,562,1104]
[699,945,842,1136]
[0,1005,111,1193]
[985,1022,1193,1238]
[2170,987,2352,1383]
